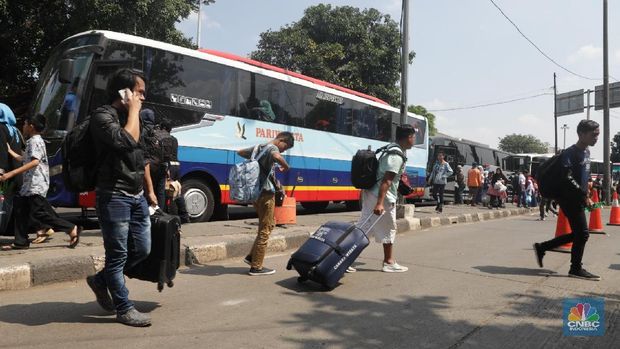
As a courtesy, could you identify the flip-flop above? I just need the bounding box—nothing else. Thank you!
[68,226,81,249]
[1,244,29,251]
[31,235,48,244]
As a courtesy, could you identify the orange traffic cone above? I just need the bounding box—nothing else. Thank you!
[588,190,605,234]
[608,191,620,226]
[551,208,572,253]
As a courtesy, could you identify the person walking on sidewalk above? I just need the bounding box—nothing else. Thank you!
[533,119,601,281]
[239,132,294,276]
[85,68,157,327]
[454,165,465,205]
[353,124,416,273]
[0,114,80,250]
[429,151,453,213]
[467,163,481,206]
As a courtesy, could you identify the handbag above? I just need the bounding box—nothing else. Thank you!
[398,179,414,196]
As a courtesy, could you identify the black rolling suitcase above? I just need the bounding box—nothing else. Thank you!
[125,211,181,292]
[286,214,383,290]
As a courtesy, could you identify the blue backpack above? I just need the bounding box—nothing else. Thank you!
[229,145,273,203]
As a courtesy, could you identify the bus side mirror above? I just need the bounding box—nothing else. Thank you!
[58,59,75,84]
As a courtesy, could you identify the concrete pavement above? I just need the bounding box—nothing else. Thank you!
[0,203,532,291]
[0,211,618,348]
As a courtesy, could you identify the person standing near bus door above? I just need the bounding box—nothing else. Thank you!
[85,68,157,327]
[534,120,601,281]
[454,165,465,205]
[467,163,481,206]
[429,151,453,213]
[239,132,294,276]
[353,124,416,273]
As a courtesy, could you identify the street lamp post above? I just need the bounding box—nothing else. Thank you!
[561,124,569,150]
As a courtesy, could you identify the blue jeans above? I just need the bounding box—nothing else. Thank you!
[94,193,151,313]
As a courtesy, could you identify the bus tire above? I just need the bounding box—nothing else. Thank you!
[345,200,360,211]
[301,201,329,213]
[182,179,216,222]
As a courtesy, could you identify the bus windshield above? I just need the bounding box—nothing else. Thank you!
[31,35,100,139]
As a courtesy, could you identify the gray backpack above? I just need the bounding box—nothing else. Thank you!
[229,145,273,203]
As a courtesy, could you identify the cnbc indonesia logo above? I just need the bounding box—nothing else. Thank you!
[563,299,605,336]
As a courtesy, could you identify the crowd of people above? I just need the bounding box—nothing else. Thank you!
[0,67,609,327]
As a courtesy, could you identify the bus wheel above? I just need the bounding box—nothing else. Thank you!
[182,179,215,222]
[301,201,329,213]
[345,200,360,211]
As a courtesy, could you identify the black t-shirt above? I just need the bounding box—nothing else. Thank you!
[561,144,590,194]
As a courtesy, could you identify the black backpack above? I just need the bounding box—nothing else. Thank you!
[536,154,564,199]
[61,116,97,192]
[144,125,175,167]
[351,144,406,189]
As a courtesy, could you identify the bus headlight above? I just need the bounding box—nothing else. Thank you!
[49,165,63,177]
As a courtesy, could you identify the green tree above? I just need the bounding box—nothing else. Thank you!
[498,134,549,154]
[0,0,214,116]
[251,4,413,106]
[408,105,437,136]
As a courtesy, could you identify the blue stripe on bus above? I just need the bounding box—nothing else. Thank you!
[179,146,351,172]
[178,158,427,187]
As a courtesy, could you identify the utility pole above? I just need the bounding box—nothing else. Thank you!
[554,73,558,154]
[399,0,409,126]
[586,89,593,120]
[603,0,611,203]
[197,1,202,48]
[561,124,569,150]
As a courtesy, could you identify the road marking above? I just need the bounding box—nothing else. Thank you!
[221,299,249,306]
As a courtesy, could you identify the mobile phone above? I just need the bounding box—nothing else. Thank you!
[118,89,131,103]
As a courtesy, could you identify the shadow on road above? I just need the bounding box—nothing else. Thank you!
[0,301,160,326]
[179,264,249,277]
[273,289,619,348]
[472,265,558,277]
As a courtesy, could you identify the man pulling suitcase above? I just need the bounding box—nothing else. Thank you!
[353,124,415,273]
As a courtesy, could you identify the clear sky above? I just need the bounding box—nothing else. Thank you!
[176,0,620,159]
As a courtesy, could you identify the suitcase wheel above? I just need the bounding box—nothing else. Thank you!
[157,282,164,292]
[297,276,308,283]
[286,260,292,270]
[167,280,174,288]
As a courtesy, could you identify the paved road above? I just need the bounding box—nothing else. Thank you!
[1,211,619,348]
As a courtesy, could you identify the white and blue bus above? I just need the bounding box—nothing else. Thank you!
[31,30,428,221]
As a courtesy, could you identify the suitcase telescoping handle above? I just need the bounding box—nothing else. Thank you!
[356,212,385,235]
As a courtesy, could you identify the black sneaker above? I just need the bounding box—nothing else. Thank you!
[568,268,601,281]
[533,243,544,268]
[86,275,115,312]
[243,255,252,266]
[248,267,276,276]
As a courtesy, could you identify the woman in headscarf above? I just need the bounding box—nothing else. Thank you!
[0,103,22,175]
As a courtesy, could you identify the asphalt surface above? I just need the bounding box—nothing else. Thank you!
[1,210,619,348]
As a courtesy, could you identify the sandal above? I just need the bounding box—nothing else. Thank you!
[68,226,81,249]
[1,244,29,251]
[31,235,48,244]
[32,229,55,244]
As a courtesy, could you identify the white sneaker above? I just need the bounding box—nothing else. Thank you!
[345,266,357,273]
[382,262,408,273]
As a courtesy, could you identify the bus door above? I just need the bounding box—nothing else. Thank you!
[85,60,135,120]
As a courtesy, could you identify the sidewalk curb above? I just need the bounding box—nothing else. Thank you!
[0,207,532,291]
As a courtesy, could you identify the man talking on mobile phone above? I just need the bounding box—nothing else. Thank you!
[85,68,156,327]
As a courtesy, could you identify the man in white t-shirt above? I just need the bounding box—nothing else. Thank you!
[354,124,416,273]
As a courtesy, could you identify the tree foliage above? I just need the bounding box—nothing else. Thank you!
[0,0,213,116]
[251,4,412,106]
[408,105,437,136]
[498,134,549,154]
